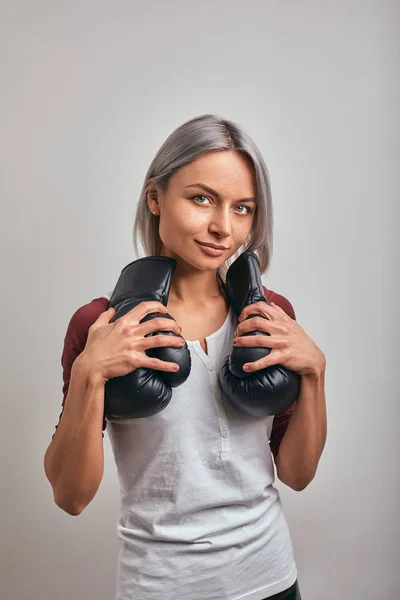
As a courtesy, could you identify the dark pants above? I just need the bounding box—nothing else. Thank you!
[262,579,302,600]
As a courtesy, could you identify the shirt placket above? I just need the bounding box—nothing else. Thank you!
[205,345,231,460]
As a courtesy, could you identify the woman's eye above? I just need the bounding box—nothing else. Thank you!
[192,195,211,205]
[236,205,254,215]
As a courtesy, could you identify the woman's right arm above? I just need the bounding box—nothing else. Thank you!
[44,300,184,516]
[44,356,106,516]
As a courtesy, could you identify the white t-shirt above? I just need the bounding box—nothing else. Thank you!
[105,300,298,600]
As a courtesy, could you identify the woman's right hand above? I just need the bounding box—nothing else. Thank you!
[75,302,185,383]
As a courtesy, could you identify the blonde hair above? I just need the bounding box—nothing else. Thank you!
[133,114,273,281]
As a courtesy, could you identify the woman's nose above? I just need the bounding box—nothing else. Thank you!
[208,208,231,236]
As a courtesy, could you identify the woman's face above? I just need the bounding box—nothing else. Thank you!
[149,150,258,271]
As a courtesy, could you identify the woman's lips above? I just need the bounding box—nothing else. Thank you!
[195,241,227,257]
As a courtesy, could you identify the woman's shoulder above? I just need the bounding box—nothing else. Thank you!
[65,294,111,338]
[262,285,296,320]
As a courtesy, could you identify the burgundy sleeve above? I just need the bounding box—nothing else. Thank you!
[262,286,297,461]
[52,296,110,439]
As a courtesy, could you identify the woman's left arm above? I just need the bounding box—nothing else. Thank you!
[274,365,327,491]
[234,301,327,492]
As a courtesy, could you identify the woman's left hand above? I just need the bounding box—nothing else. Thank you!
[234,301,326,377]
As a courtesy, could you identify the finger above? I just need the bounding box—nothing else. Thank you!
[141,356,181,372]
[120,301,169,325]
[233,335,287,349]
[236,317,286,337]
[242,350,286,372]
[143,334,185,350]
[89,307,116,331]
[269,302,292,320]
[239,302,277,323]
[139,317,182,337]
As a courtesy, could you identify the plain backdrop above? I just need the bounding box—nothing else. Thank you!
[1,1,398,599]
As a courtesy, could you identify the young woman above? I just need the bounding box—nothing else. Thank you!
[44,114,327,600]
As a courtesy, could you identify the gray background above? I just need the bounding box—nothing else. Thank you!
[1,1,398,599]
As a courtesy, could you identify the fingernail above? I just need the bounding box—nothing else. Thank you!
[243,364,250,371]
[173,364,179,371]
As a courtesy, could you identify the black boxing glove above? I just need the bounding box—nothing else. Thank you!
[219,251,300,417]
[104,256,191,419]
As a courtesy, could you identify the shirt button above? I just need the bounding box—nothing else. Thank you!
[221,430,229,439]
[209,364,215,371]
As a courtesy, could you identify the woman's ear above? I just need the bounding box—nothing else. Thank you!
[146,184,160,215]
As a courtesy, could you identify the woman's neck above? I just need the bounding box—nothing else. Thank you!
[169,271,222,304]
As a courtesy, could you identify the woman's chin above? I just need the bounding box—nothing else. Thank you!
[174,252,226,271]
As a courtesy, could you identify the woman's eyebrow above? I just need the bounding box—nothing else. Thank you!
[185,183,257,203]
